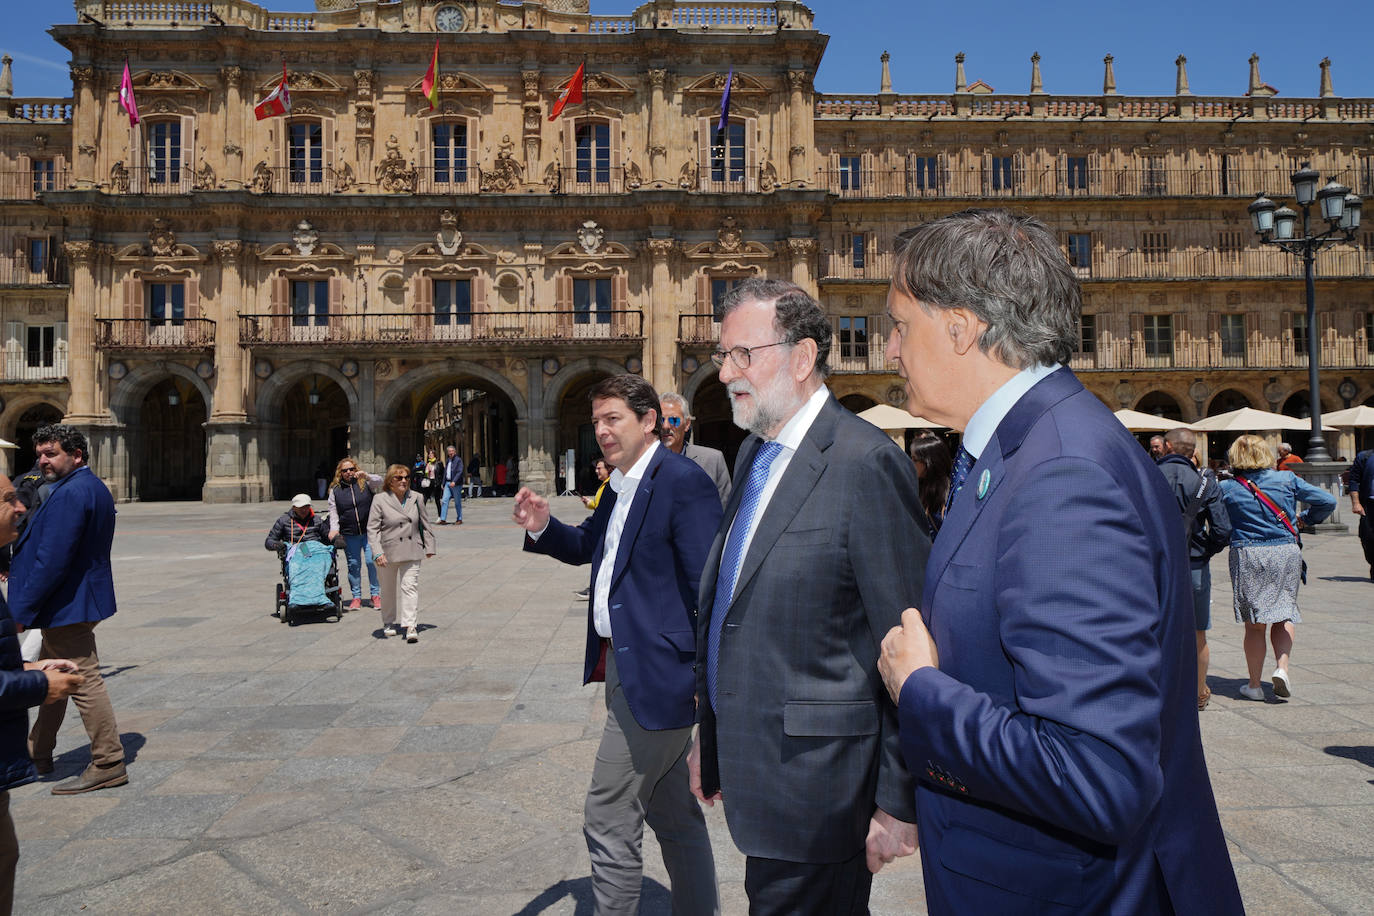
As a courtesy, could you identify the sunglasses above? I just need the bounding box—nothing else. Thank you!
[390,474,410,481]
[662,417,683,428]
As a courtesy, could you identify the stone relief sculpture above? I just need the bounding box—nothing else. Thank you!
[293,220,319,257]
[249,160,273,194]
[148,219,176,257]
[715,217,742,253]
[678,159,698,190]
[109,160,130,193]
[624,160,643,190]
[543,161,561,193]
[480,134,524,192]
[334,159,355,192]
[436,210,463,256]
[759,158,778,192]
[376,135,417,193]
[193,159,217,191]
[577,219,604,254]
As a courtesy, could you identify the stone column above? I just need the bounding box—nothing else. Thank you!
[71,66,97,188]
[523,359,553,492]
[220,66,246,188]
[202,240,252,502]
[63,240,101,421]
[645,238,676,391]
[787,70,810,185]
[647,68,668,183]
[788,238,816,293]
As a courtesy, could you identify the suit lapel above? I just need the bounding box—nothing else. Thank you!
[727,398,837,609]
[588,488,617,583]
[607,446,665,590]
[700,437,758,611]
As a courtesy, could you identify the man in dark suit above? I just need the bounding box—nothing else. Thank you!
[8,424,126,796]
[690,278,928,914]
[878,210,1243,914]
[1347,448,1374,579]
[514,374,721,916]
[659,391,731,506]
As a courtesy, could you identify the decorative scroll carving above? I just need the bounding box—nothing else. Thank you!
[480,135,523,192]
[149,219,177,257]
[646,238,676,260]
[353,69,374,99]
[577,220,605,254]
[293,220,319,257]
[715,217,743,253]
[63,240,95,265]
[212,240,242,263]
[375,135,417,193]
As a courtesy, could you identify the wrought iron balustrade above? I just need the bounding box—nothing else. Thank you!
[239,310,644,346]
[95,318,217,349]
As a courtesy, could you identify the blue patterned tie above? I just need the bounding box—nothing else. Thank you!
[945,444,974,518]
[707,440,784,711]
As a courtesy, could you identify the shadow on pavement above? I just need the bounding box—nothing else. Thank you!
[513,877,671,915]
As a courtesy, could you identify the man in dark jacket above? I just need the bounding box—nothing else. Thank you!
[1156,427,1232,710]
[264,494,333,552]
[0,471,83,913]
[8,424,122,796]
[1347,449,1374,580]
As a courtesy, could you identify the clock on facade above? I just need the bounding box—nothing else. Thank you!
[435,5,466,31]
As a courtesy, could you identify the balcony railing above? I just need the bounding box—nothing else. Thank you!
[95,318,217,350]
[0,257,69,286]
[544,166,627,195]
[0,170,72,200]
[110,166,197,195]
[413,167,481,195]
[830,315,896,374]
[678,313,720,344]
[1,351,67,382]
[1069,337,1374,372]
[816,166,1357,201]
[239,310,644,346]
[248,167,345,195]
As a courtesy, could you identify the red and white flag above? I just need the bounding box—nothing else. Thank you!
[254,62,291,121]
[548,62,585,121]
[119,61,140,126]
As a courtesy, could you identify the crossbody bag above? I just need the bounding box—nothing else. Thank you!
[1236,476,1307,584]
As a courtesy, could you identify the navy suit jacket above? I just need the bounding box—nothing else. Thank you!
[525,446,722,731]
[9,465,118,630]
[898,368,1243,914]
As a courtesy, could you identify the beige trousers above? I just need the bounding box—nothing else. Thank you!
[377,559,420,629]
[29,621,123,768]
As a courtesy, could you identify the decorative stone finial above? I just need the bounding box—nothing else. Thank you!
[0,55,12,99]
[1248,53,1262,95]
[1102,54,1116,95]
[880,51,892,93]
[954,52,967,93]
[1029,52,1043,94]
[1175,55,1191,95]
[1319,57,1333,98]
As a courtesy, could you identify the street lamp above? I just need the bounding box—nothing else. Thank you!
[1247,162,1364,462]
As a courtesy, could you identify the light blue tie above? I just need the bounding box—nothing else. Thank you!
[707,440,783,711]
[945,443,974,518]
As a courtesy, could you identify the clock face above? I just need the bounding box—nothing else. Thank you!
[435,5,465,32]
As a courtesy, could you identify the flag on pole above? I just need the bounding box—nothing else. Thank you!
[717,67,733,133]
[421,38,440,111]
[548,62,585,121]
[254,62,292,121]
[119,60,140,126]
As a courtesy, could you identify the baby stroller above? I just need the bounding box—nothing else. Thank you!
[274,540,344,625]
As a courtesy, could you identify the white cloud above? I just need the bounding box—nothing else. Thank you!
[1,50,70,75]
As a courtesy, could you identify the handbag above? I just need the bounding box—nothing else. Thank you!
[1237,475,1307,584]
[420,477,432,489]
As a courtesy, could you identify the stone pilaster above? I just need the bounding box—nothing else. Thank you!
[71,66,97,187]
[644,238,677,391]
[647,68,668,182]
[787,237,816,292]
[787,70,810,185]
[63,240,101,421]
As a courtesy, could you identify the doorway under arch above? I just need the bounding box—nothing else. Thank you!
[10,403,62,477]
[839,393,878,414]
[1208,389,1252,415]
[392,375,520,496]
[137,378,208,500]
[559,371,615,493]
[1134,390,1184,421]
[277,374,352,500]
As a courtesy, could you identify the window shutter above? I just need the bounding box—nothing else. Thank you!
[612,273,629,337]
[270,275,289,338]
[411,274,431,335]
[272,122,286,171]
[129,122,144,180]
[1129,312,1143,363]
[472,273,487,315]
[696,272,711,312]
[562,119,576,176]
[123,276,144,319]
[746,117,759,191]
[1174,311,1189,364]
[1013,151,1027,188]
[697,117,712,186]
[980,152,992,194]
[180,115,195,188]
[556,273,573,336]
[328,277,342,315]
[184,276,199,319]
[322,116,336,181]
[420,117,433,175]
[54,322,67,373]
[609,117,623,190]
[4,322,22,375]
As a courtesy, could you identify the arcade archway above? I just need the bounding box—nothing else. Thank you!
[8,402,62,477]
[136,378,207,500]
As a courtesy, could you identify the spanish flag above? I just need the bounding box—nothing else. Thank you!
[548,62,585,121]
[421,38,440,111]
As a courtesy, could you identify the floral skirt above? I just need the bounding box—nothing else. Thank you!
[1228,543,1302,625]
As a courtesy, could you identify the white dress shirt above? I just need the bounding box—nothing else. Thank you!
[591,440,660,639]
[960,363,1061,460]
[722,385,830,602]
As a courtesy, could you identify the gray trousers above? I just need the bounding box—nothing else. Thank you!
[584,651,718,916]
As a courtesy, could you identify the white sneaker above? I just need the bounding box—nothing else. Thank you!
[1272,669,1291,698]
[1239,684,1265,701]
[406,627,418,644]
[381,625,397,638]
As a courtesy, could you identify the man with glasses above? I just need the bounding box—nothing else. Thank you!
[689,278,927,914]
[659,392,731,506]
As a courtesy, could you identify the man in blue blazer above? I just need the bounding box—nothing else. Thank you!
[514,374,721,916]
[8,424,126,796]
[878,210,1243,914]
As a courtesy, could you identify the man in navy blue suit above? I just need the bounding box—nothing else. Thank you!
[9,424,125,796]
[877,210,1243,914]
[513,374,721,916]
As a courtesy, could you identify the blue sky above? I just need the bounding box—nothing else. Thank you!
[4,1,1370,100]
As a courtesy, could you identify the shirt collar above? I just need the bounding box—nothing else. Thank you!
[608,439,660,494]
[770,385,830,449]
[961,363,1060,460]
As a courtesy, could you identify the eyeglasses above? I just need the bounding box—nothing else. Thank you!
[341,467,357,473]
[662,416,683,428]
[390,474,410,481]
[710,341,789,370]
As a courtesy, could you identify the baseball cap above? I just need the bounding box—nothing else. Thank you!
[290,494,311,508]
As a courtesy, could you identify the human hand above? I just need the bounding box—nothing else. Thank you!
[512,487,550,533]
[41,669,83,703]
[375,554,388,567]
[879,608,938,704]
[425,552,435,559]
[687,733,721,807]
[865,808,917,873]
[328,529,339,541]
[26,659,78,673]
[1353,501,1366,517]
[580,495,592,507]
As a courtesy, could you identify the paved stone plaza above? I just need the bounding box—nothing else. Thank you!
[4,497,1372,914]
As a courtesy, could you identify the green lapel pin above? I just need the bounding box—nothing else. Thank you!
[976,469,990,499]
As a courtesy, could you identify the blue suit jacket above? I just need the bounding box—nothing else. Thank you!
[525,446,722,731]
[9,466,118,630]
[898,368,1242,914]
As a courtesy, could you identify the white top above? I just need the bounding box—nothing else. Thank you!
[591,440,660,639]
[959,363,1060,460]
[723,385,829,602]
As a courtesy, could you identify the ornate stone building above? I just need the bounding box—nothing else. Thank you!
[0,0,1370,500]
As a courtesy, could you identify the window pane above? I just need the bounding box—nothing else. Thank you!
[851,233,866,269]
[1220,314,1245,357]
[595,278,611,324]
[840,156,862,191]
[573,278,590,324]
[433,123,450,182]
[454,279,472,325]
[150,283,167,323]
[291,280,310,326]
[170,284,185,323]
[434,279,452,324]
[315,280,329,323]
[1067,234,1091,269]
[1066,156,1088,190]
[27,238,46,274]
[1079,314,1096,355]
[711,122,746,183]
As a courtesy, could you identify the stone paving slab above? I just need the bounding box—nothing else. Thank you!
[3,497,1371,914]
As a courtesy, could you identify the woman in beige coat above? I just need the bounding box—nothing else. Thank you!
[366,464,436,642]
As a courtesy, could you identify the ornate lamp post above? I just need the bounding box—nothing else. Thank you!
[1247,163,1363,461]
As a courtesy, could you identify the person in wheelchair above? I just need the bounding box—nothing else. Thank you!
[264,494,334,555]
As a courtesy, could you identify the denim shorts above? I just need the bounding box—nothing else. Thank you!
[1190,564,1211,631]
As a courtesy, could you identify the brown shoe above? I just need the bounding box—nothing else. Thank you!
[51,763,128,795]
[32,757,53,775]
[1197,686,1212,711]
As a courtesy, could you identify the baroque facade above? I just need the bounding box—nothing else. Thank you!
[0,0,1371,501]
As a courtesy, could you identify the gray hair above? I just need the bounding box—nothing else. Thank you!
[891,209,1080,369]
[720,277,832,378]
[659,391,693,420]
[1164,427,1196,458]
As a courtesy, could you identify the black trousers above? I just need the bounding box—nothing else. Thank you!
[744,846,873,916]
[1360,514,1374,574]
